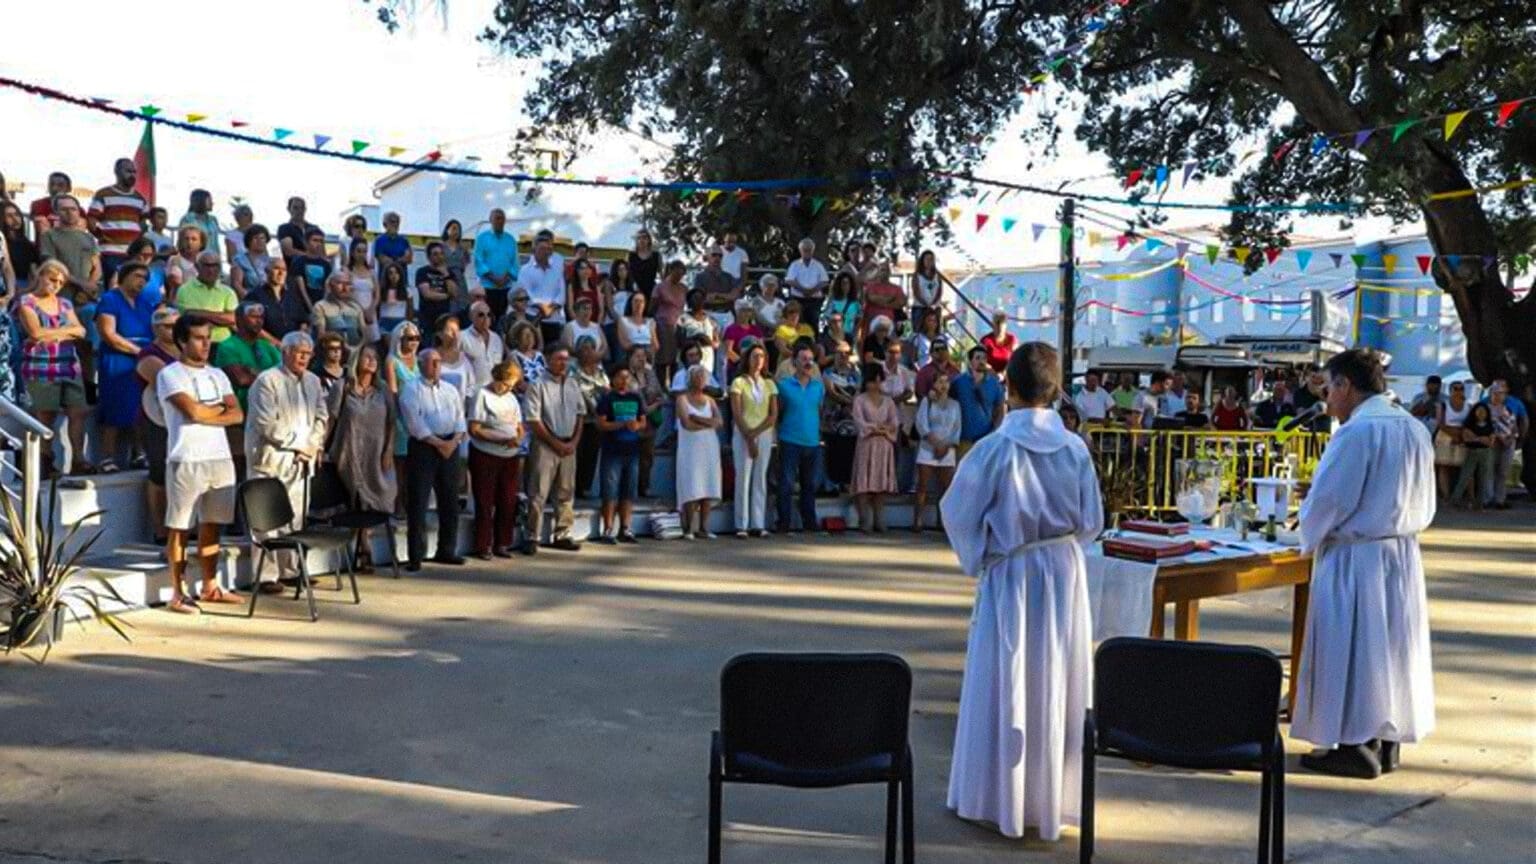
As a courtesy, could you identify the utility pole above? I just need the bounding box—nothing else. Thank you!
[1057,197,1077,384]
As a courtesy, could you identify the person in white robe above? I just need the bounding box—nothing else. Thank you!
[941,341,1104,841]
[245,332,330,588]
[1295,348,1436,779]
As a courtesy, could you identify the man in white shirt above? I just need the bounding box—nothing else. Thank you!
[1073,370,1115,421]
[525,344,588,553]
[1158,371,1188,418]
[244,332,329,589]
[1135,371,1171,428]
[720,231,750,280]
[460,299,506,386]
[157,318,246,615]
[1295,349,1436,779]
[784,237,830,329]
[515,228,567,348]
[399,349,468,571]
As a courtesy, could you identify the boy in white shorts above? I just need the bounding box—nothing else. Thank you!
[157,318,246,614]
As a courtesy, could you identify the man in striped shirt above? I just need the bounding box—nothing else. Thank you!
[88,158,149,283]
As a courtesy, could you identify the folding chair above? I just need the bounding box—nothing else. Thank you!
[308,462,401,579]
[1082,637,1284,864]
[240,477,357,622]
[709,652,914,864]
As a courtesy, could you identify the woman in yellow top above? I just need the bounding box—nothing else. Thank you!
[772,300,816,365]
[729,341,779,537]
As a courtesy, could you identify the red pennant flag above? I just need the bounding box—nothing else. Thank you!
[1497,99,1526,127]
[1272,139,1297,162]
[425,150,443,162]
[1416,255,1433,275]
[1117,235,1131,251]
[975,213,991,231]
[1124,169,1144,188]
[132,121,156,207]
[230,120,249,128]
[736,190,754,203]
[1264,247,1282,264]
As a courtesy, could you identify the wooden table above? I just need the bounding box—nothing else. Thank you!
[1148,549,1313,716]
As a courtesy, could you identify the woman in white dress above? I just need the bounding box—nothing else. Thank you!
[675,365,722,539]
[913,371,961,532]
[344,238,380,343]
[941,341,1104,842]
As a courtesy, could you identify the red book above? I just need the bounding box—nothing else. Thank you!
[1120,519,1190,536]
[1103,536,1197,563]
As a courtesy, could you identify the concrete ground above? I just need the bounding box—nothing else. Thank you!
[0,507,1531,864]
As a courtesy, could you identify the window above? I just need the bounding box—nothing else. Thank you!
[1269,293,1283,322]
[1243,299,1256,323]
[1186,295,1200,324]
[1213,300,1225,324]
[1415,290,1430,318]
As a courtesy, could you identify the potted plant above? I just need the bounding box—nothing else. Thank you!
[0,482,131,663]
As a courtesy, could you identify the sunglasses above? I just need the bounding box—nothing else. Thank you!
[473,312,489,318]
[403,336,421,342]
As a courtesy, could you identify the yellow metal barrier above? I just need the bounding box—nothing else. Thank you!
[1084,426,1330,517]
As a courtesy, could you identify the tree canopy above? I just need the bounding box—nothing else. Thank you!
[379,0,1535,387]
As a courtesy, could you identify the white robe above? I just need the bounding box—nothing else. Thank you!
[941,408,1104,841]
[1293,394,1436,747]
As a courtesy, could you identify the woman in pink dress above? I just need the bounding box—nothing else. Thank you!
[852,362,899,532]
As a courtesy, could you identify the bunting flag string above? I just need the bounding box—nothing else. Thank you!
[1080,256,1184,282]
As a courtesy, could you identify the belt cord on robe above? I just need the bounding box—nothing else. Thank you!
[976,534,1079,653]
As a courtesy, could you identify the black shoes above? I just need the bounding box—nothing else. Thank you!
[1300,743,1381,779]
[521,542,538,556]
[493,546,516,558]
[405,561,422,573]
[432,554,466,566]
[617,529,638,544]
[1371,739,1401,773]
[549,538,582,552]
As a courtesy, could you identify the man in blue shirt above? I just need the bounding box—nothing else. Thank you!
[952,346,1005,456]
[474,208,521,321]
[776,346,825,533]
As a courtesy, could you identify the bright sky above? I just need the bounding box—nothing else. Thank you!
[1,0,1410,266]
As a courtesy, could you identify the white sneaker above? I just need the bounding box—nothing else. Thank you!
[702,531,719,540]
[735,530,749,539]
[681,531,695,541]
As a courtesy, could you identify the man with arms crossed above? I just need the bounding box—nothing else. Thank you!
[158,318,246,614]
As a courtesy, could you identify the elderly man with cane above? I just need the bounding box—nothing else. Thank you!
[245,332,329,592]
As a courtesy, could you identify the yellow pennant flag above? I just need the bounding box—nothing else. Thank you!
[1443,111,1470,141]
[186,113,207,123]
[387,146,407,157]
[1088,230,1103,246]
[947,206,962,222]
[1382,253,1397,275]
[706,189,724,204]
[1233,246,1251,264]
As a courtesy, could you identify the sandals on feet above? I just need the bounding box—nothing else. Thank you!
[166,597,201,615]
[198,586,244,605]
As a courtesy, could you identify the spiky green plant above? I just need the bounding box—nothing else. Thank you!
[0,481,131,663]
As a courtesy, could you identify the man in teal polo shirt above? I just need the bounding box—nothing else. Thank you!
[775,345,825,534]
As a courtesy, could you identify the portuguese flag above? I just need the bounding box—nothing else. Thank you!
[133,121,156,206]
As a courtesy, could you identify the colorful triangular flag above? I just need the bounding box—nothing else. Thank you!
[273,128,293,141]
[1296,250,1313,271]
[351,140,369,155]
[1353,129,1373,149]
[1233,246,1252,264]
[1265,247,1282,265]
[1272,140,1297,162]
[947,206,962,222]
[1088,231,1103,247]
[1416,255,1433,275]
[388,146,406,157]
[975,213,990,231]
[1001,217,1018,233]
[1124,168,1144,188]
[706,189,723,204]
[1496,99,1525,127]
[1032,224,1046,242]
[1181,161,1197,188]
[313,134,331,149]
[1310,135,1328,155]
[1330,253,1344,268]
[1517,253,1531,271]
[230,120,249,128]
[186,113,207,124]
[1482,255,1498,271]
[1175,241,1190,260]
[812,197,827,215]
[1443,111,1470,141]
[1444,254,1461,271]
[1146,238,1164,252]
[1205,245,1220,265]
[677,186,695,198]
[1381,253,1397,275]
[1154,165,1169,190]
[139,105,160,117]
[1351,253,1367,268]
[1117,235,1131,251]
[1391,119,1418,143]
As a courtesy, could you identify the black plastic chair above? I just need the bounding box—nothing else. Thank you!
[1082,637,1284,864]
[709,652,914,864]
[239,477,358,622]
[308,463,401,579]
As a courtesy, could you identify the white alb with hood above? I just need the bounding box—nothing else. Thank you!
[1293,393,1437,747]
[940,407,1104,840]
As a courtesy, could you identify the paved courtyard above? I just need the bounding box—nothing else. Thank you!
[0,508,1531,864]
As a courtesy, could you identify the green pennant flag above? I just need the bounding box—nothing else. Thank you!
[811,196,827,214]
[1391,119,1419,143]
[1517,253,1531,272]
[678,187,696,198]
[139,105,161,117]
[534,168,550,178]
[351,140,370,155]
[1205,245,1220,265]
[1351,253,1367,268]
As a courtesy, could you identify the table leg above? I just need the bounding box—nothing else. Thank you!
[1287,582,1310,719]
[1149,586,1166,638]
[1174,600,1199,640]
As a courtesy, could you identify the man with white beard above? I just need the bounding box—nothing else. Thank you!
[1294,348,1436,779]
[941,342,1104,841]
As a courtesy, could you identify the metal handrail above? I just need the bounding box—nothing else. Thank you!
[0,396,53,440]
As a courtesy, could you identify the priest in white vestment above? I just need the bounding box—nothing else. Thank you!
[941,342,1104,840]
[1295,348,1436,779]
[245,332,329,587]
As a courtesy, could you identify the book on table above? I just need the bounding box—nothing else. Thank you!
[1119,519,1190,536]
[1102,535,1198,563]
